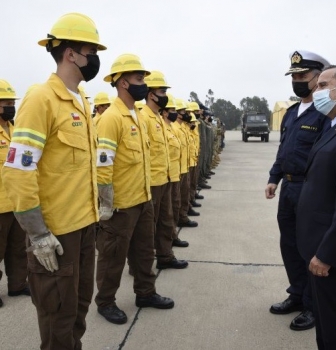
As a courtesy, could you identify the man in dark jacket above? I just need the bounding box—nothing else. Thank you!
[265,50,330,331]
[297,65,336,350]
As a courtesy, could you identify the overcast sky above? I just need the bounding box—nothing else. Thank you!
[2,0,335,112]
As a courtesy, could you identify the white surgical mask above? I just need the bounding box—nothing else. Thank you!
[313,88,336,115]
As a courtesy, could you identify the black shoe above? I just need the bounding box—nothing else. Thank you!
[178,220,198,228]
[209,171,215,175]
[157,258,189,269]
[172,238,189,247]
[191,200,202,208]
[136,293,174,309]
[188,208,200,216]
[0,297,3,307]
[97,305,127,324]
[199,183,211,189]
[290,310,315,331]
[205,175,211,179]
[195,193,204,200]
[269,298,304,315]
[197,186,202,191]
[8,286,31,297]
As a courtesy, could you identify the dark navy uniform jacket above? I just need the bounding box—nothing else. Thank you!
[268,102,330,184]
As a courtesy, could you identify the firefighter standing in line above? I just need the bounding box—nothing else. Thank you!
[173,99,198,227]
[92,91,110,125]
[161,93,189,247]
[142,71,188,269]
[186,103,202,209]
[0,80,30,308]
[95,54,174,326]
[2,13,106,349]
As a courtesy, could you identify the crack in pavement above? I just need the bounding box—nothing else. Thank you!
[117,270,163,350]
[187,260,283,267]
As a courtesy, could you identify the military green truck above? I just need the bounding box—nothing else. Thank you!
[241,111,270,142]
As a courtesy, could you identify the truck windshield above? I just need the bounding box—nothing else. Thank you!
[247,115,267,122]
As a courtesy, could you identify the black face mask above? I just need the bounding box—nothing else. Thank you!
[126,82,148,101]
[179,112,192,123]
[190,124,196,130]
[152,92,168,109]
[292,74,317,98]
[167,112,178,122]
[195,113,201,119]
[74,52,100,82]
[0,105,15,121]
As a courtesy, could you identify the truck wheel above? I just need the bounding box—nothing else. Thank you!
[265,135,269,142]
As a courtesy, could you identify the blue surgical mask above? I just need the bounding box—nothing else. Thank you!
[313,88,336,115]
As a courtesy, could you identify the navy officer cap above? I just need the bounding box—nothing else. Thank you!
[285,50,330,76]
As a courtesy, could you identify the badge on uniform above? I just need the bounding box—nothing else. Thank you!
[131,126,136,131]
[71,113,80,120]
[156,123,160,129]
[0,140,6,145]
[21,150,33,166]
[6,147,16,163]
[291,51,302,64]
[100,151,107,163]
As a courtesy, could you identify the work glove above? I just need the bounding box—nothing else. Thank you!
[98,184,114,220]
[28,233,64,272]
[15,206,64,272]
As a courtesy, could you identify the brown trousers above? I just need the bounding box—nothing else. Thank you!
[151,183,175,263]
[179,172,190,223]
[171,181,181,240]
[27,224,96,350]
[189,165,198,204]
[0,212,28,292]
[95,201,156,308]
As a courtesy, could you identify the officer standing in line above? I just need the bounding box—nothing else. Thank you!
[141,71,188,269]
[174,99,198,228]
[2,13,105,349]
[161,93,189,247]
[265,50,330,331]
[95,54,174,325]
[92,91,110,125]
[0,80,30,308]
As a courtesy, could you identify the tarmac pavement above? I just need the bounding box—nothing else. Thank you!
[0,130,317,350]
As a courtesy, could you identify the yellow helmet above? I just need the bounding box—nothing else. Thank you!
[186,102,193,112]
[104,53,151,83]
[0,80,19,100]
[190,101,200,111]
[165,93,176,109]
[94,92,110,105]
[135,101,145,110]
[144,71,170,89]
[190,112,197,122]
[175,98,187,111]
[38,13,107,51]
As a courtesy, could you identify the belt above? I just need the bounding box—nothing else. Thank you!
[284,174,305,182]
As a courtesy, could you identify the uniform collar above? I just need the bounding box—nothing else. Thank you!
[0,122,13,140]
[47,73,91,117]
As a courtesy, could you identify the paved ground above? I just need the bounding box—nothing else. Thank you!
[0,130,317,350]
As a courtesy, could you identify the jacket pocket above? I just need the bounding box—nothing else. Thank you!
[116,139,142,166]
[57,130,89,166]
